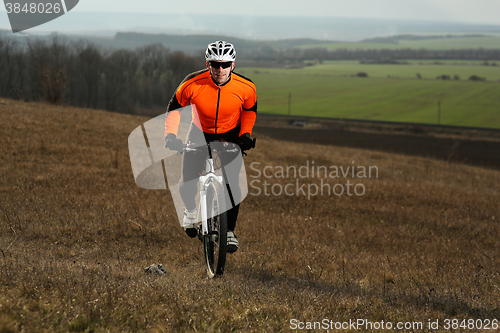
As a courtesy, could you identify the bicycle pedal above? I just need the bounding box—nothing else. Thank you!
[226,244,238,254]
[184,228,197,238]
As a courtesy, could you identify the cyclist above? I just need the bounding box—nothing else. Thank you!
[164,40,257,253]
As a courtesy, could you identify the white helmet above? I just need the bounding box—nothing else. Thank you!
[205,40,236,62]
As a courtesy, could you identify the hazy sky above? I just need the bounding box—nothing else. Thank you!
[0,0,499,25]
[69,0,500,25]
[1,0,500,38]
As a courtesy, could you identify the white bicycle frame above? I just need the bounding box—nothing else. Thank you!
[197,156,224,237]
[188,142,240,236]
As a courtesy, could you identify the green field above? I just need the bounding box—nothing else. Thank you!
[241,60,500,80]
[304,60,500,80]
[298,35,500,50]
[238,61,500,128]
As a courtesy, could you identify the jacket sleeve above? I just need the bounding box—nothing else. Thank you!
[240,86,257,136]
[165,70,206,136]
[164,84,189,136]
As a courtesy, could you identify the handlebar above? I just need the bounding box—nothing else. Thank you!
[169,141,242,154]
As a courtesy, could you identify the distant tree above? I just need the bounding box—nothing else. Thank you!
[356,72,368,77]
[73,41,103,109]
[42,35,70,104]
[169,50,202,83]
[468,75,486,81]
[103,49,139,112]
[416,73,422,79]
[0,38,24,99]
[436,75,451,80]
[303,47,328,63]
[41,66,67,104]
[136,44,169,108]
[26,39,51,101]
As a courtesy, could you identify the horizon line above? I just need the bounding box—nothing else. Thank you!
[1,10,500,26]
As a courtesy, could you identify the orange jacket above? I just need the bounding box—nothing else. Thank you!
[165,69,257,137]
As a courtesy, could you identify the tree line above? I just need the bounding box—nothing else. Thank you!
[2,34,500,114]
[249,46,500,64]
[0,35,204,114]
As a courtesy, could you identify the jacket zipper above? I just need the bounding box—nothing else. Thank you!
[214,88,221,134]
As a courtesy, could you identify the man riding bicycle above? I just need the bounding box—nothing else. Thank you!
[164,40,257,253]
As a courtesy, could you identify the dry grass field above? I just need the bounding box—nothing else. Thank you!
[0,98,499,332]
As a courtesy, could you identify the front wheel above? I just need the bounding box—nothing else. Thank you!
[203,181,227,278]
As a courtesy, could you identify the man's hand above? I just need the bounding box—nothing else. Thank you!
[239,133,256,151]
[164,133,184,151]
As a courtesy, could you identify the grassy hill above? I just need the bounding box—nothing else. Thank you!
[0,99,499,331]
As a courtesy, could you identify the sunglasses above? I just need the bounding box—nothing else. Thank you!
[209,61,233,69]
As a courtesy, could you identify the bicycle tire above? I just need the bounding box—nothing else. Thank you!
[203,180,228,278]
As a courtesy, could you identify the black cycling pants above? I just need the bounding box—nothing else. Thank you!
[179,124,242,231]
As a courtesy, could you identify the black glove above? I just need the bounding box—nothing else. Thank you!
[239,133,256,151]
[164,133,183,151]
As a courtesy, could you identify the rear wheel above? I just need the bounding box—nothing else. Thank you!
[203,181,227,278]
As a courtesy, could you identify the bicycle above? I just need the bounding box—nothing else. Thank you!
[128,112,248,278]
[179,141,241,278]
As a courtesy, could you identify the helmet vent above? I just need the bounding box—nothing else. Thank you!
[205,40,236,61]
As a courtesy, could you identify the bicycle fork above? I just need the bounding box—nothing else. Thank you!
[199,158,223,237]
